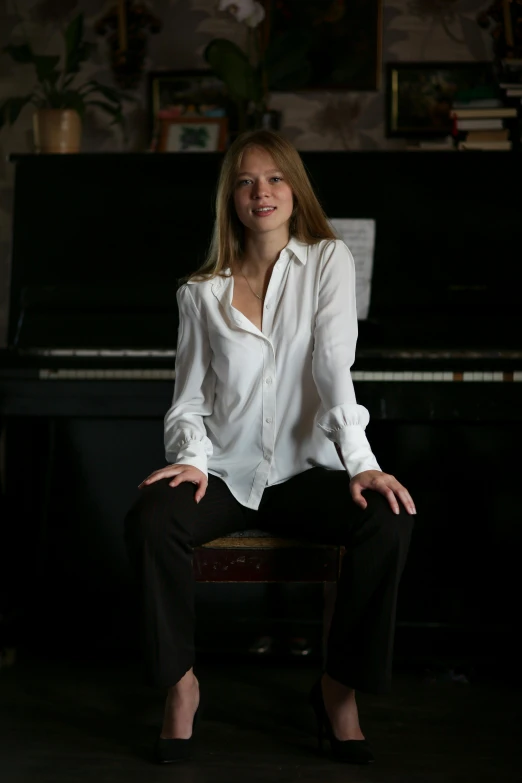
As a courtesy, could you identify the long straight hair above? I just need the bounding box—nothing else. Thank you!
[184,129,337,283]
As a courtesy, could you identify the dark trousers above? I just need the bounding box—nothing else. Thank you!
[124,467,414,694]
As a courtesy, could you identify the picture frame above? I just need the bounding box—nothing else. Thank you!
[157,116,228,153]
[268,0,383,91]
[147,69,236,148]
[386,61,498,138]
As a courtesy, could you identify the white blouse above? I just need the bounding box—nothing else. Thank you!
[164,236,381,510]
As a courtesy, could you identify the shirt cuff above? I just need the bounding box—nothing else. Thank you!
[317,403,381,478]
[335,425,382,478]
[166,438,210,477]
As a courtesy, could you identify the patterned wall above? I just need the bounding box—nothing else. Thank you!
[0,0,493,345]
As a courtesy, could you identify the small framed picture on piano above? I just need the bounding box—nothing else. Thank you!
[157,116,228,153]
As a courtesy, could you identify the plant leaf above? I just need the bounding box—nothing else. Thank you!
[0,95,33,129]
[33,55,61,85]
[62,13,96,77]
[64,13,83,75]
[85,99,124,126]
[80,80,120,103]
[59,90,86,117]
[204,38,261,103]
[2,43,34,63]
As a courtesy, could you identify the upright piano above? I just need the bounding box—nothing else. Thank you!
[1,151,521,655]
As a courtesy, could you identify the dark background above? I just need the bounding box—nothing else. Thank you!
[1,150,521,677]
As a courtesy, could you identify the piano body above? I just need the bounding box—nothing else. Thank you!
[1,151,521,656]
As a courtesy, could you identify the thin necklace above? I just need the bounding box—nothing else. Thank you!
[240,267,263,300]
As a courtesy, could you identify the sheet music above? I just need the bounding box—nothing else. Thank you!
[329,218,376,320]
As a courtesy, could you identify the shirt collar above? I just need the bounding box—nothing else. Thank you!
[210,236,309,296]
[284,236,308,265]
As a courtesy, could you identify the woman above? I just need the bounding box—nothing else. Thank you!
[124,129,416,766]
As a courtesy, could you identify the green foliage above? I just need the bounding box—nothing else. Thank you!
[204,38,262,104]
[0,13,133,132]
[204,29,314,112]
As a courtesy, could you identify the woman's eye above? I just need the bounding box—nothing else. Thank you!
[271,176,282,182]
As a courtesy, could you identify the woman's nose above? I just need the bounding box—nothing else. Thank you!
[252,180,269,198]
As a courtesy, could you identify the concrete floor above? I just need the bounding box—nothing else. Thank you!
[1,650,520,783]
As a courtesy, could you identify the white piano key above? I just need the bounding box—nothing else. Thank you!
[483,372,493,381]
[404,372,413,381]
[382,372,394,381]
[392,372,404,381]
[351,371,364,381]
[433,372,443,381]
[472,372,484,381]
[463,372,474,382]
[514,372,522,382]
[493,372,503,381]
[422,372,433,381]
[373,371,384,381]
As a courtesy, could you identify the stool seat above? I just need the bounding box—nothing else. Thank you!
[195,530,343,583]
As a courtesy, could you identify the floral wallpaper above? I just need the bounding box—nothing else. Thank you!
[0,0,493,345]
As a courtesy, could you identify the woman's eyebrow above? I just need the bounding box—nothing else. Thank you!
[237,169,282,177]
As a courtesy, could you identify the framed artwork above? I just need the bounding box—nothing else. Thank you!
[158,117,228,152]
[386,61,498,138]
[147,69,235,147]
[268,0,382,91]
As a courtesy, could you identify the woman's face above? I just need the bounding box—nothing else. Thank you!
[233,146,294,238]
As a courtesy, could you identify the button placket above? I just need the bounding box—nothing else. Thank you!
[261,341,276,464]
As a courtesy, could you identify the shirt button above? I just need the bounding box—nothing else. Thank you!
[265,303,270,310]
[265,377,272,384]
[265,417,272,423]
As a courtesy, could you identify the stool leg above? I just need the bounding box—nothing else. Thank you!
[322,581,337,665]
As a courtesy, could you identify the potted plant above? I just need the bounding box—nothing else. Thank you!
[0,13,132,153]
[206,0,312,133]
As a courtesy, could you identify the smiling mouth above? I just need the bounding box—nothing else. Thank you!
[252,206,276,215]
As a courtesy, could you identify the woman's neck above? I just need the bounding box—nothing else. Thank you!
[240,230,290,276]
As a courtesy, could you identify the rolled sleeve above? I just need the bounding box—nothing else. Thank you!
[313,240,381,478]
[164,284,215,476]
[317,403,381,478]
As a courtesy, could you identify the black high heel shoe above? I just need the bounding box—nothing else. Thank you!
[309,678,374,764]
[154,701,201,764]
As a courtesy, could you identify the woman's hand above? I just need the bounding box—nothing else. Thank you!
[350,470,416,516]
[138,464,208,503]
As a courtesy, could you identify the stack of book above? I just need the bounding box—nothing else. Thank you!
[450,99,516,151]
[498,60,522,150]
[499,58,522,103]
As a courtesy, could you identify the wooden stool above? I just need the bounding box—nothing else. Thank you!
[193,530,343,656]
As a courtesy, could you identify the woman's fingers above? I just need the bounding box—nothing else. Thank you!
[351,474,416,516]
[138,464,208,504]
[349,483,368,510]
[395,487,416,515]
[138,467,182,489]
[169,472,208,504]
[194,480,208,504]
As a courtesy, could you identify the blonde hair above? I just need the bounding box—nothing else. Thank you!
[184,129,337,284]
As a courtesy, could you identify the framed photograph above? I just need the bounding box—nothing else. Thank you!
[386,61,497,138]
[158,116,228,153]
[269,0,382,91]
[147,69,236,147]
